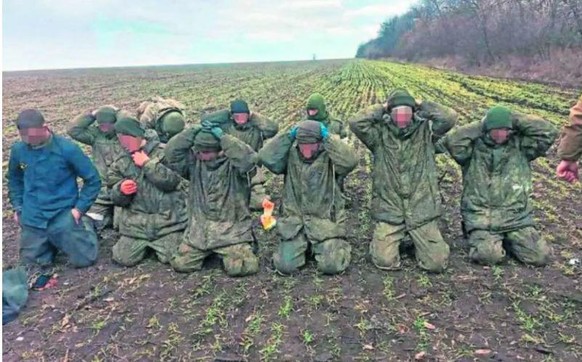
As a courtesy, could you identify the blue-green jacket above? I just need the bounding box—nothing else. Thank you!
[7,134,101,228]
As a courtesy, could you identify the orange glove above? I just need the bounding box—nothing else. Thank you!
[132,151,150,167]
[120,179,138,195]
[260,198,277,231]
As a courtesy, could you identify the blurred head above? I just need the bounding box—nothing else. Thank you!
[16,109,51,146]
[306,93,327,121]
[483,106,513,145]
[296,120,323,161]
[230,99,250,125]
[114,117,145,153]
[95,106,117,134]
[390,105,414,129]
[193,130,222,161]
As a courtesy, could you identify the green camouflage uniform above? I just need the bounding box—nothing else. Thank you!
[67,107,124,230]
[164,126,259,276]
[202,108,279,210]
[306,93,348,138]
[349,97,457,273]
[108,131,188,266]
[137,97,186,144]
[442,109,558,266]
[259,121,358,274]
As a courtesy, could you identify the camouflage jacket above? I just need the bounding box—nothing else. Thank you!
[67,112,124,203]
[137,97,186,143]
[349,101,457,229]
[557,95,582,161]
[259,133,357,242]
[108,132,188,240]
[442,113,558,233]
[202,109,279,151]
[164,127,258,250]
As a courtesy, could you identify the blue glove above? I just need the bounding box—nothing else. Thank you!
[210,126,224,139]
[289,126,298,140]
[320,123,329,140]
[201,120,214,129]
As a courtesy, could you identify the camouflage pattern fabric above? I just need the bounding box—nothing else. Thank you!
[370,221,450,273]
[468,227,550,266]
[67,111,125,229]
[112,232,182,266]
[108,131,188,266]
[170,243,259,277]
[306,93,348,139]
[441,113,558,233]
[259,132,358,274]
[164,127,259,275]
[137,97,186,143]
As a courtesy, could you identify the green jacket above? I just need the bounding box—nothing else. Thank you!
[442,113,558,233]
[259,134,357,241]
[67,113,124,204]
[349,101,458,229]
[108,131,188,240]
[164,127,258,250]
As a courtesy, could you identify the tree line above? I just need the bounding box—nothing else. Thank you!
[356,0,582,67]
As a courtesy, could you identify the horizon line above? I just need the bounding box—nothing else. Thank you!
[3,57,356,73]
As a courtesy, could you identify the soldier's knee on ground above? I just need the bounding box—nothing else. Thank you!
[170,243,206,273]
[315,239,351,275]
[223,246,259,277]
[112,237,146,267]
[369,239,400,270]
[469,242,505,265]
[417,248,449,273]
[272,240,308,275]
[508,229,551,267]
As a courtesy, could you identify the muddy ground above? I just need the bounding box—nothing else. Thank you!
[2,60,581,361]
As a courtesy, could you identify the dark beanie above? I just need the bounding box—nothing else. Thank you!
[16,109,46,129]
[114,117,145,137]
[230,99,250,114]
[193,130,221,150]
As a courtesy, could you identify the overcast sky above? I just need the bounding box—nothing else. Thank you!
[3,0,417,71]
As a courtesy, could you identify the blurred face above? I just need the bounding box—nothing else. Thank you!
[98,123,115,133]
[195,150,220,161]
[298,143,320,160]
[232,113,250,125]
[118,134,143,153]
[489,128,511,144]
[19,126,50,146]
[307,109,319,117]
[391,106,413,129]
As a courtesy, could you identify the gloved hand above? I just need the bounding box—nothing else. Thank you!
[289,126,298,140]
[120,179,138,195]
[201,119,215,130]
[320,123,329,139]
[210,126,224,139]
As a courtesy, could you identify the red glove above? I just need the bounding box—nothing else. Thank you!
[557,160,579,183]
[120,179,138,195]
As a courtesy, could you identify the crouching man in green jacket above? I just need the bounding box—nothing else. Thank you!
[441,106,558,266]
[259,120,357,274]
[108,117,188,266]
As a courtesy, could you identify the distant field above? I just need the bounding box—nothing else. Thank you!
[2,59,581,361]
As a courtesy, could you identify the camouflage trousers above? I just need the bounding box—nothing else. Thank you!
[370,221,449,273]
[468,227,550,266]
[170,242,259,277]
[112,232,182,267]
[85,199,114,232]
[249,167,270,211]
[19,209,98,268]
[273,232,352,275]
